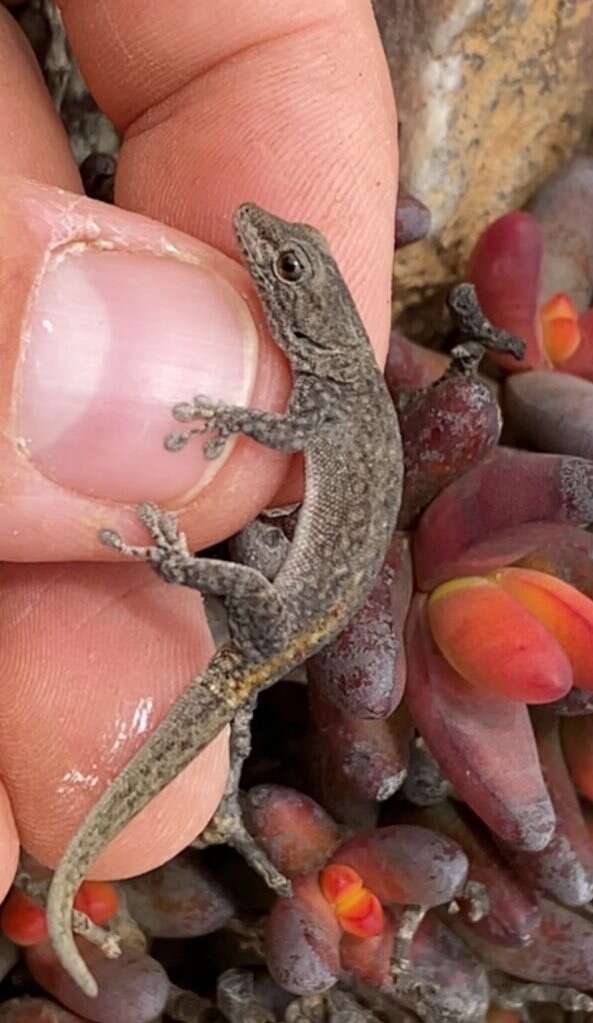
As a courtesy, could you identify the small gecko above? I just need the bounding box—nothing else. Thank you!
[46,203,403,996]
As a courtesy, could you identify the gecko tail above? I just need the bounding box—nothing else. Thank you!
[47,889,97,997]
[46,644,245,995]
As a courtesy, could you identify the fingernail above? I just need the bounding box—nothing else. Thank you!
[15,248,258,503]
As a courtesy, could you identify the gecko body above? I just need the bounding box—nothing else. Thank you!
[46,203,403,995]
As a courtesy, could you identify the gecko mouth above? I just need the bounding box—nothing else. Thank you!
[233,203,292,266]
[234,203,272,252]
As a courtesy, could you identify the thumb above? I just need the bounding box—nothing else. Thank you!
[0,176,292,561]
[0,175,296,888]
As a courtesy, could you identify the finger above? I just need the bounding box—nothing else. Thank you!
[0,9,232,885]
[0,782,19,902]
[0,0,285,554]
[59,0,397,357]
[0,560,229,878]
[0,6,79,188]
[0,178,290,559]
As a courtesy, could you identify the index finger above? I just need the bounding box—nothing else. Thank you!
[58,0,397,356]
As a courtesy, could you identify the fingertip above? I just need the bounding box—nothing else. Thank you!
[0,560,228,878]
[0,178,291,559]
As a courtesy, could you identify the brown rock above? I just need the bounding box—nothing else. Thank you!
[374,1,593,336]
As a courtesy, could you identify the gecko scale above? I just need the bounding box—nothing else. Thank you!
[46,203,404,995]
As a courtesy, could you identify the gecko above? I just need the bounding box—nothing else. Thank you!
[46,203,404,996]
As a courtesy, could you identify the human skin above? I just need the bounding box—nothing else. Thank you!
[0,0,397,891]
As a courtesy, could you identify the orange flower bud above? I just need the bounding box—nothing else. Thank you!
[319,864,383,939]
[428,576,572,702]
[319,864,362,907]
[0,890,47,947]
[540,292,581,365]
[74,880,118,926]
[338,888,384,939]
[542,318,581,365]
[540,292,579,324]
[492,567,593,690]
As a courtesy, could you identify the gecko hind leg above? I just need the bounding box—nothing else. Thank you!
[192,512,297,895]
[193,696,292,897]
[101,503,291,661]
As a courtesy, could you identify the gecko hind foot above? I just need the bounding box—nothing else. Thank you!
[193,697,292,898]
[136,502,186,547]
[196,791,292,898]
[99,503,192,576]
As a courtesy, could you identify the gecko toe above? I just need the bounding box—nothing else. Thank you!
[137,503,185,551]
[203,434,228,460]
[171,401,197,423]
[164,430,189,451]
[172,396,216,424]
[98,528,123,550]
[137,502,167,536]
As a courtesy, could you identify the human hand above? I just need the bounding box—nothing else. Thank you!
[0,0,397,892]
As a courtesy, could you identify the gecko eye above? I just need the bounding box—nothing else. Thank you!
[275,249,305,282]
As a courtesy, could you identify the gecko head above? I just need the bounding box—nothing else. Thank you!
[233,203,364,363]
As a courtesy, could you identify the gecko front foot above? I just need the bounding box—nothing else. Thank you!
[165,395,247,459]
[99,503,193,585]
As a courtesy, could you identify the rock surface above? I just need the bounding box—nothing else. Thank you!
[374,0,593,336]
